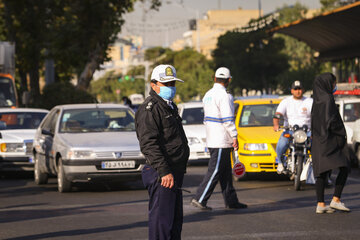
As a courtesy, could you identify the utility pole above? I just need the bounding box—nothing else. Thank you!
[196,10,200,52]
[258,0,262,18]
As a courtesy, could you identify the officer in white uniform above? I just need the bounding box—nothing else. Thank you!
[273,80,313,173]
[190,67,247,210]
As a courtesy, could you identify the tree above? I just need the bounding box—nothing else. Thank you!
[0,0,161,105]
[213,29,289,95]
[275,3,326,92]
[0,0,49,104]
[90,66,145,103]
[320,0,342,12]
[92,47,214,103]
[147,47,214,102]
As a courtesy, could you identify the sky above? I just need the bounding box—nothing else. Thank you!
[119,0,321,47]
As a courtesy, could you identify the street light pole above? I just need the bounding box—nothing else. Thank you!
[196,10,200,52]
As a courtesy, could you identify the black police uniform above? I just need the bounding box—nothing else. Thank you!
[135,89,189,240]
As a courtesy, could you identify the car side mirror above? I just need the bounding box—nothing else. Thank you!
[41,129,54,137]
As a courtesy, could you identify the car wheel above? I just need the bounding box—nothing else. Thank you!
[34,153,48,185]
[57,157,72,193]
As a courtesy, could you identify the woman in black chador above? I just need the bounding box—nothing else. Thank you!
[311,72,350,214]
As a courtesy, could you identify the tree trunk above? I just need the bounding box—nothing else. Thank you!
[19,70,28,92]
[77,44,103,91]
[29,65,40,105]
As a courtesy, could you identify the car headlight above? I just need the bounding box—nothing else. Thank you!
[67,150,94,159]
[243,143,268,151]
[0,143,24,153]
[293,130,307,144]
[188,137,201,145]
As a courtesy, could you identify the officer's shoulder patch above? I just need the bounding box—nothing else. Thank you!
[145,101,154,111]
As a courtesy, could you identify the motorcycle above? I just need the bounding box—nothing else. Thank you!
[281,124,311,191]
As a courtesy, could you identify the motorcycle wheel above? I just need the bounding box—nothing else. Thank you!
[294,155,303,191]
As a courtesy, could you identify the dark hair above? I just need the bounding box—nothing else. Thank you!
[150,80,157,84]
[215,77,230,84]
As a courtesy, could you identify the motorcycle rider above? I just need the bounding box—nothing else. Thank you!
[273,80,313,174]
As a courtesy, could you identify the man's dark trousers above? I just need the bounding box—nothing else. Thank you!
[142,165,184,240]
[194,148,238,206]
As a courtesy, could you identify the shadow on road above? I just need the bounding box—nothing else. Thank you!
[5,220,148,240]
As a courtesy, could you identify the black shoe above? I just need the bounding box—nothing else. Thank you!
[226,202,248,209]
[190,199,212,210]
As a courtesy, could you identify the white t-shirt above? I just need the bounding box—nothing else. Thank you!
[276,96,313,128]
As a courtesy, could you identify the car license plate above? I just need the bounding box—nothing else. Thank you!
[204,147,208,153]
[101,161,135,169]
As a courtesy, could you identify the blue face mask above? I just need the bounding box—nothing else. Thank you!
[158,86,176,100]
[332,85,337,94]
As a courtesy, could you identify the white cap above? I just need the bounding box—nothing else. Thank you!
[215,67,232,79]
[150,64,184,83]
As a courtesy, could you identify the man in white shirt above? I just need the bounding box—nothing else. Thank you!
[191,67,247,210]
[273,80,313,173]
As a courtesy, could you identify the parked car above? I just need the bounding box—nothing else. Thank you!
[32,104,146,192]
[0,108,49,171]
[352,118,360,167]
[335,96,360,166]
[232,98,282,178]
[335,97,360,145]
[178,102,210,163]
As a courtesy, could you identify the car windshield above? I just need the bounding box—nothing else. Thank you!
[239,104,278,127]
[0,112,47,130]
[181,107,204,125]
[343,102,360,122]
[59,108,135,133]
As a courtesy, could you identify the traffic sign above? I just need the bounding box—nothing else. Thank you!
[232,162,246,178]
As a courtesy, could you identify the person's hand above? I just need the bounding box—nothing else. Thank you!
[232,138,238,151]
[273,125,280,132]
[161,173,174,188]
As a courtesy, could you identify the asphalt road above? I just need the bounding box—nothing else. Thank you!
[1,165,360,240]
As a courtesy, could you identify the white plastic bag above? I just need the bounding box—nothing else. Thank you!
[300,158,315,184]
[300,160,309,181]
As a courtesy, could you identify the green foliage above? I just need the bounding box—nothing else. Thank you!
[90,66,145,103]
[92,47,214,103]
[274,3,326,92]
[213,29,289,94]
[148,47,214,102]
[276,2,308,25]
[320,0,342,12]
[40,82,96,110]
[0,0,161,103]
[145,47,170,61]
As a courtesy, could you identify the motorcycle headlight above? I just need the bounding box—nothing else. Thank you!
[293,130,307,143]
[244,143,268,151]
[0,143,24,153]
[67,150,94,159]
[188,137,201,145]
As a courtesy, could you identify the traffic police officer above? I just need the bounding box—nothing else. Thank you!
[191,67,247,210]
[135,64,189,240]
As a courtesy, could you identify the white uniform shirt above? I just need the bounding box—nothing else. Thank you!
[276,96,313,128]
[203,83,237,148]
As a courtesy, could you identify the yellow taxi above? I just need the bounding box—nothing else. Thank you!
[232,98,282,176]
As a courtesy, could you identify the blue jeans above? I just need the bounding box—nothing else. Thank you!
[275,131,291,165]
[275,130,311,165]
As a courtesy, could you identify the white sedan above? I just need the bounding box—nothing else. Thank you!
[178,102,210,163]
[0,108,49,171]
